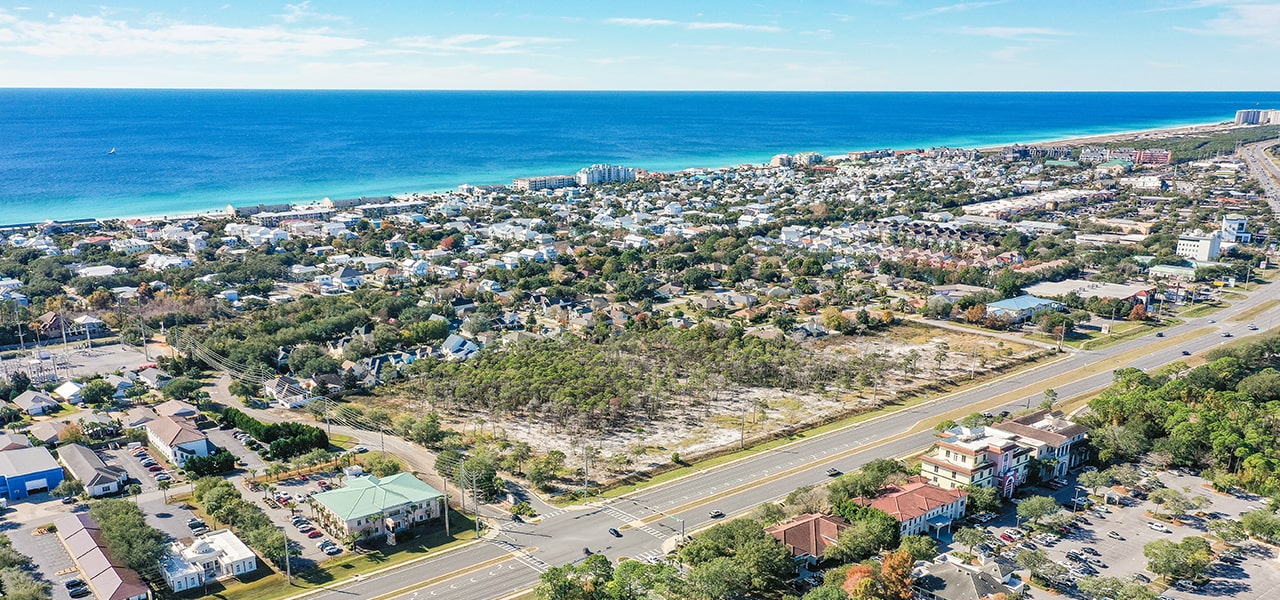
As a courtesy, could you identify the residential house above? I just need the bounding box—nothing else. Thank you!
[153,399,200,420]
[262,376,312,408]
[58,443,128,497]
[102,374,136,399]
[0,433,31,451]
[144,415,214,467]
[12,390,59,415]
[53,380,84,403]
[161,530,257,592]
[0,446,65,498]
[310,473,445,545]
[28,420,68,445]
[853,476,968,537]
[440,334,479,361]
[764,513,850,562]
[136,367,173,389]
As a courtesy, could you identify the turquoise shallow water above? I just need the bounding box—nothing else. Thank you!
[2,90,1278,224]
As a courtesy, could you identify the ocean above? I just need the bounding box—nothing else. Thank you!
[2,90,1279,224]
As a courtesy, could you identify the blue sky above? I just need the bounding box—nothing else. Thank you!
[0,1,1275,90]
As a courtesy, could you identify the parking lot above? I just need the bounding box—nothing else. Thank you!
[944,468,1280,600]
[252,471,348,565]
[7,525,80,600]
[100,446,179,493]
[205,426,269,473]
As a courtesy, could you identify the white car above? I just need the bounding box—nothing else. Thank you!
[1147,522,1171,533]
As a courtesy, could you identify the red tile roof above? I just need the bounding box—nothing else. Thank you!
[855,476,968,522]
[764,513,849,557]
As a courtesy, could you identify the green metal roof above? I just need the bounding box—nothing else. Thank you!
[312,473,443,521]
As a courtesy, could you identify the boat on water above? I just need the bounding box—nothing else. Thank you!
[107,148,116,154]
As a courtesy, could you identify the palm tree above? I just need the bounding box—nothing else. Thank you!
[343,531,360,550]
[158,479,171,502]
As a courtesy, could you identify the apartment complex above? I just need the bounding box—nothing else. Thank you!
[1235,109,1280,125]
[920,427,1031,498]
[512,175,576,191]
[575,164,637,186]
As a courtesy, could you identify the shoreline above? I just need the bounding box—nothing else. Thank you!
[6,119,1261,227]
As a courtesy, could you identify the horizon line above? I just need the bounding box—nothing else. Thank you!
[1,87,1279,93]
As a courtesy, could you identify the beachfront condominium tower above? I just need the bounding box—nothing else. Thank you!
[575,164,638,186]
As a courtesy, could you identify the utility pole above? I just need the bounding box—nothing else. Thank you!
[281,526,292,584]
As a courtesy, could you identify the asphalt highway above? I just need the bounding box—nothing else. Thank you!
[292,141,1280,600]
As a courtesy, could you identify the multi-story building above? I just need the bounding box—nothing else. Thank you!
[575,164,637,186]
[1235,109,1280,125]
[920,427,1031,498]
[793,152,823,166]
[1135,148,1172,165]
[1222,213,1251,243]
[853,476,968,537]
[988,410,1090,480]
[770,154,793,167]
[1176,230,1221,261]
[161,530,257,593]
[311,473,445,544]
[143,414,214,468]
[512,175,576,191]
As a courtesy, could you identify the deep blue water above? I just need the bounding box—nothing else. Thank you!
[2,90,1279,224]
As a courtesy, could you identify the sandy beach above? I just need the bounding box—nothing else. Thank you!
[978,120,1240,151]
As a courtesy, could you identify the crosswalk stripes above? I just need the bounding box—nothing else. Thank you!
[486,540,551,573]
[601,506,666,539]
[539,509,566,519]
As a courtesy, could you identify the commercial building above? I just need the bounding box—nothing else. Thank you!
[1023,280,1154,305]
[920,427,1031,498]
[144,414,214,467]
[988,410,1090,480]
[310,473,445,544]
[55,514,152,600]
[58,443,129,497]
[853,476,968,537]
[983,295,1062,323]
[913,560,1022,600]
[0,446,64,499]
[1222,213,1250,243]
[764,513,849,560]
[161,530,257,593]
[1175,231,1221,261]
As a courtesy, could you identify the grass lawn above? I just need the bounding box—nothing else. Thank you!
[1179,302,1229,318]
[1227,299,1279,323]
[184,510,479,600]
[327,433,359,450]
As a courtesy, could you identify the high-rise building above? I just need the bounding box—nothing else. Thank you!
[574,164,637,186]
[770,154,793,167]
[1235,109,1280,125]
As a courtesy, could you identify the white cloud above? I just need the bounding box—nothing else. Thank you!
[958,26,1071,40]
[911,1,1008,18]
[1181,2,1280,44]
[391,34,567,55]
[606,17,783,33]
[275,1,345,24]
[0,10,366,59]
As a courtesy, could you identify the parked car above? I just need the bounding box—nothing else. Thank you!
[307,530,324,538]
[353,445,369,454]
[69,586,92,598]
[298,525,314,533]
[186,519,206,529]
[325,546,344,555]
[1081,547,1100,556]
[999,533,1016,543]
[1148,522,1171,533]
[317,480,331,489]
[1133,573,1151,584]
[148,465,164,472]
[155,473,172,482]
[63,579,85,589]
[191,526,210,536]
[1108,531,1124,540]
